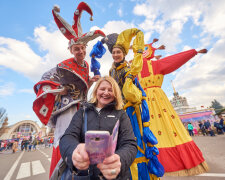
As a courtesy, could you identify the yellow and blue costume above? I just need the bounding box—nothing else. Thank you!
[97,28,164,180]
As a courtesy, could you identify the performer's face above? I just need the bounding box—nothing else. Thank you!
[112,47,124,63]
[70,44,86,63]
[96,80,115,108]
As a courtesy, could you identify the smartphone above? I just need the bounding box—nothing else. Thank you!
[85,131,110,164]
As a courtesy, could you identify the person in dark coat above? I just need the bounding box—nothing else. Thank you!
[198,121,206,136]
[59,76,137,180]
[203,120,210,135]
[218,115,225,134]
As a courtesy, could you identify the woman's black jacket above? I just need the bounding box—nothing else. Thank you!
[59,102,137,180]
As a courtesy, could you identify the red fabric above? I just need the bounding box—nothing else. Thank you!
[34,80,60,95]
[33,94,55,125]
[33,81,60,125]
[144,86,161,90]
[49,146,61,179]
[52,2,105,43]
[58,58,89,89]
[52,10,74,40]
[140,59,151,78]
[73,2,93,36]
[151,49,197,75]
[158,140,205,172]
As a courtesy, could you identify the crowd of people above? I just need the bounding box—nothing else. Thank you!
[0,136,54,153]
[186,116,225,137]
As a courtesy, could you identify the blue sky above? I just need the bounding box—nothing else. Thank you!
[1,0,225,126]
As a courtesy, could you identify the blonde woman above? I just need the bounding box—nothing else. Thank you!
[59,76,137,180]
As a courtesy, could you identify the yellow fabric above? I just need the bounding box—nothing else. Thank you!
[165,161,209,176]
[124,101,144,137]
[143,122,150,127]
[130,160,160,180]
[133,156,148,163]
[122,29,144,104]
[130,53,143,77]
[122,78,142,104]
[138,60,192,148]
[116,28,141,54]
[150,174,160,180]
[116,29,160,179]
[137,145,145,155]
[130,163,139,180]
[134,104,144,138]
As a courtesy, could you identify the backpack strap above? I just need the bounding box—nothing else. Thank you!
[83,107,88,133]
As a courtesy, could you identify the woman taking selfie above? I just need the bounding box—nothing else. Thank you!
[59,76,137,180]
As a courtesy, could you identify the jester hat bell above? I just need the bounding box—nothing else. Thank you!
[52,2,105,48]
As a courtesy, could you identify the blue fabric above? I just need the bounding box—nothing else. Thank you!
[90,41,106,76]
[128,78,164,178]
[126,106,151,179]
[147,155,165,177]
[145,147,159,159]
[143,128,158,145]
[137,162,151,180]
[126,106,145,158]
[135,78,158,145]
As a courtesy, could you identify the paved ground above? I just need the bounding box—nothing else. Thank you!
[0,145,52,180]
[0,134,225,180]
[162,134,225,180]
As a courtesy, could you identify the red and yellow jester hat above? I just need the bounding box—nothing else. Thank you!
[52,2,105,48]
[143,38,165,60]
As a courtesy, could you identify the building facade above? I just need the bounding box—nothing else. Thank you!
[170,81,196,114]
[0,119,47,140]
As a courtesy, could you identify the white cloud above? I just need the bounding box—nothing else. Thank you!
[0,20,135,82]
[133,0,225,51]
[0,27,73,81]
[173,38,225,107]
[25,115,32,119]
[0,82,15,96]
[132,0,225,108]
[1,0,225,110]
[0,37,42,79]
[199,0,225,38]
[18,89,33,94]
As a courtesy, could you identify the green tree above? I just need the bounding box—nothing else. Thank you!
[210,99,224,114]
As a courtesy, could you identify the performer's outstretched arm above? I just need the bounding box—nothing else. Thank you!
[152,49,207,75]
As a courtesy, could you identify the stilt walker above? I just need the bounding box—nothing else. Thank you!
[138,40,209,176]
[32,2,105,178]
[95,29,165,180]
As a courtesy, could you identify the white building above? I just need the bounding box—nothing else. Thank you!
[0,118,47,140]
[170,82,196,114]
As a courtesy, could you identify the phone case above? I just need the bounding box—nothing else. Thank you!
[85,131,110,164]
[85,120,120,164]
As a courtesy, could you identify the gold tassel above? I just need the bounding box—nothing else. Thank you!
[164,161,209,176]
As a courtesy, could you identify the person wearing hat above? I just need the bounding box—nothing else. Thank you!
[138,41,209,176]
[32,2,105,179]
[99,29,164,179]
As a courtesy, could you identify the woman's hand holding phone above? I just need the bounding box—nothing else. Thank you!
[97,154,121,180]
[72,143,90,170]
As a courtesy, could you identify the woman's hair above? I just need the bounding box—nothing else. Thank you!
[90,76,124,110]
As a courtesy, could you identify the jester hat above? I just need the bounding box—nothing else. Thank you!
[52,2,105,48]
[102,28,144,56]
